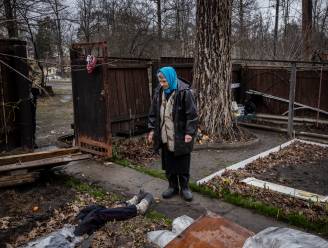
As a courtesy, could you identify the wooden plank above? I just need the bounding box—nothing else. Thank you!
[107,64,149,69]
[255,113,328,125]
[242,177,328,203]
[0,172,39,187]
[0,153,92,172]
[166,213,253,248]
[116,69,129,132]
[0,147,79,166]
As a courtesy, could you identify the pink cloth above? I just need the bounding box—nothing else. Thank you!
[86,55,97,74]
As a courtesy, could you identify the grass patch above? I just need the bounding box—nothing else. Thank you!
[60,175,121,202]
[190,183,328,236]
[64,177,105,198]
[112,157,166,180]
[146,210,172,226]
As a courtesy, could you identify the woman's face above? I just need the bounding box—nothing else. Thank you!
[158,73,169,89]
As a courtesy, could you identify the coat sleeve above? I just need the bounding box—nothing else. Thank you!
[148,92,157,130]
[184,89,198,135]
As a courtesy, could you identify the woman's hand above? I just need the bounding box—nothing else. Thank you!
[185,134,192,143]
[147,131,154,144]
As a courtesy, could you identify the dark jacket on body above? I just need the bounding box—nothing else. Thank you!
[148,79,198,156]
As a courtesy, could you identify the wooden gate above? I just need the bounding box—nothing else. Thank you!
[70,42,112,157]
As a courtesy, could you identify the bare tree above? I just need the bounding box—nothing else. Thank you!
[193,0,237,140]
[15,0,47,87]
[45,0,67,76]
[76,0,97,42]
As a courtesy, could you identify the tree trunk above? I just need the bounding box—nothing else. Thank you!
[4,0,18,38]
[302,0,312,60]
[157,0,162,57]
[56,14,64,77]
[273,0,280,57]
[238,0,245,58]
[193,0,236,140]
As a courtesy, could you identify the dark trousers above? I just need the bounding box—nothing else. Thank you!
[166,173,190,190]
[74,205,137,236]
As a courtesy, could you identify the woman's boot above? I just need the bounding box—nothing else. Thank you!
[179,174,193,201]
[162,174,179,199]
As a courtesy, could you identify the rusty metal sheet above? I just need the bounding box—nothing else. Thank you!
[166,213,254,248]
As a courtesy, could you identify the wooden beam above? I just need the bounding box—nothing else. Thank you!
[288,63,297,138]
[0,172,39,188]
[0,153,91,173]
[0,147,80,166]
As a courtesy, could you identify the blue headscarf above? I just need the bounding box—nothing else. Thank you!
[158,66,178,95]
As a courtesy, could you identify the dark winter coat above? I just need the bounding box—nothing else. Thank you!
[148,79,198,156]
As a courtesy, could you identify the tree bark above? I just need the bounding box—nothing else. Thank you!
[302,0,312,60]
[238,0,245,58]
[193,0,236,140]
[273,0,280,57]
[4,0,18,38]
[157,0,162,57]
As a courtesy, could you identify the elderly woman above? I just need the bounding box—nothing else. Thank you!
[148,66,198,201]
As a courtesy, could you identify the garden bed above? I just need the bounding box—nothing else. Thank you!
[202,141,328,234]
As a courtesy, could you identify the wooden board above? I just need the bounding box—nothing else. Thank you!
[0,147,80,166]
[166,213,254,248]
[0,153,92,172]
[0,172,39,187]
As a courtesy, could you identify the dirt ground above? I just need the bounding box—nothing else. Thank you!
[253,159,328,195]
[35,80,74,148]
[0,172,167,248]
[225,141,328,195]
[0,174,75,246]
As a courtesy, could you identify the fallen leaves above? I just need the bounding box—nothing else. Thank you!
[113,137,159,164]
[1,180,166,248]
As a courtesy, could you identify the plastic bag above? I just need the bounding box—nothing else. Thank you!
[147,215,194,248]
[243,227,328,248]
[22,224,83,248]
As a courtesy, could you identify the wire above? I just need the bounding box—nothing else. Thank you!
[0,52,129,71]
[0,58,45,92]
[0,65,8,147]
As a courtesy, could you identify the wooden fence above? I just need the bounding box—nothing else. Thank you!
[0,39,33,151]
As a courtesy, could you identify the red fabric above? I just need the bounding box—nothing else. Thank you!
[86,55,97,74]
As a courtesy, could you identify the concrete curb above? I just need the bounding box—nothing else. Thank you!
[194,137,260,151]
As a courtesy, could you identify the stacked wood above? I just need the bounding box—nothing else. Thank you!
[0,148,91,187]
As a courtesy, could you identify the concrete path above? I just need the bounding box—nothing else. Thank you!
[148,129,288,181]
[63,159,289,233]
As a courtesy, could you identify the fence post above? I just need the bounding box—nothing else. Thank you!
[288,63,297,138]
[151,59,160,96]
[316,66,323,127]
